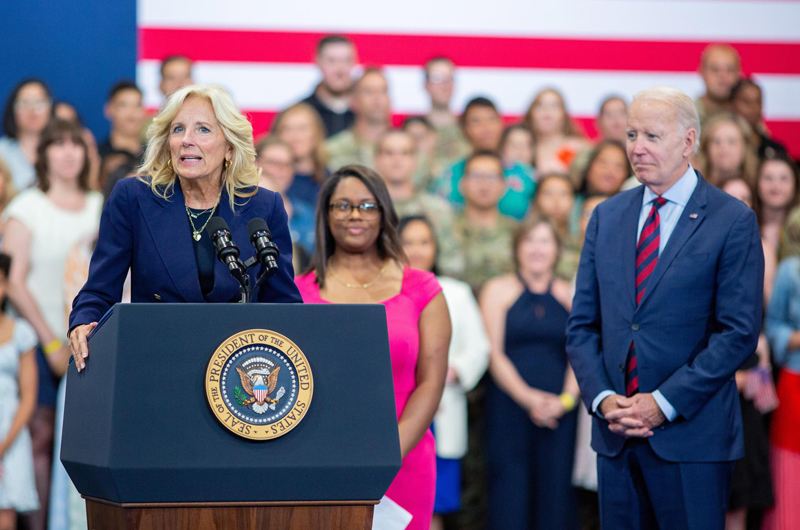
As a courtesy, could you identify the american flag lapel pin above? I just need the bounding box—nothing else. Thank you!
[689,213,698,219]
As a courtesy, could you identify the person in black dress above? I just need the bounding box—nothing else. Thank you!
[480,214,580,529]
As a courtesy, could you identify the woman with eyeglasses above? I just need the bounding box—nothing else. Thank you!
[295,165,451,530]
[254,135,315,267]
[0,79,54,191]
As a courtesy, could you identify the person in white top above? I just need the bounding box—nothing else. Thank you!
[398,215,489,530]
[1,119,103,530]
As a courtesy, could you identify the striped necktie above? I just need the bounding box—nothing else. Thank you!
[627,196,667,397]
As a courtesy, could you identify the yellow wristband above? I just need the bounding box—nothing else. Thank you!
[559,392,577,412]
[43,339,63,356]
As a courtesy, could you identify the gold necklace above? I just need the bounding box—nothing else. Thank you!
[187,204,216,219]
[328,260,389,289]
[185,190,223,241]
[186,203,219,241]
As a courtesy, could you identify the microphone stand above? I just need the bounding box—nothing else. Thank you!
[210,217,281,303]
[239,271,251,304]
[207,218,252,304]
[244,219,281,303]
[241,257,273,303]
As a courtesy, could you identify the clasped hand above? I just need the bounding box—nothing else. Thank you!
[600,393,665,438]
[525,389,565,429]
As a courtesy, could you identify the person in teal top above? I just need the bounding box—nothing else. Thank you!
[439,157,535,220]
[431,97,536,220]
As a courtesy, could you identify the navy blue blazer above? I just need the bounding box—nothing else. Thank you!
[566,175,763,462]
[69,177,302,331]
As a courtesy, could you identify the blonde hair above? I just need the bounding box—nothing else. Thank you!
[137,84,259,209]
[632,87,701,152]
[698,112,758,186]
[271,102,329,184]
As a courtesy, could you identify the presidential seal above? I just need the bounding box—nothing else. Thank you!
[205,329,313,440]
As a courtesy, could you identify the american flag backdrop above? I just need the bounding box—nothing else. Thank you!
[136,0,800,156]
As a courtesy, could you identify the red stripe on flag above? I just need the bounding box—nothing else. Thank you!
[139,28,800,75]
[238,111,800,159]
[762,121,800,159]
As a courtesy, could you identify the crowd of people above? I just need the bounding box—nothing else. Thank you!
[0,35,797,530]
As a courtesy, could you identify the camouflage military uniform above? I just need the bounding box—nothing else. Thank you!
[416,123,469,193]
[555,232,583,282]
[451,213,518,295]
[435,123,471,170]
[451,208,517,530]
[393,192,462,277]
[325,129,375,172]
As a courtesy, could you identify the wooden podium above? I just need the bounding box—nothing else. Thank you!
[84,498,376,530]
[62,304,401,530]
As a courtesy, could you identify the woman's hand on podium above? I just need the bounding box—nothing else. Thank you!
[68,322,98,372]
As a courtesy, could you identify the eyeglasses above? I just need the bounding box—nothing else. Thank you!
[329,201,381,220]
[14,99,51,114]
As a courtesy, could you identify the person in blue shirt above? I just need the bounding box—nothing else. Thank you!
[764,254,800,528]
[271,102,331,209]
[255,135,316,259]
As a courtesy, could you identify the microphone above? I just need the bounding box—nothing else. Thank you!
[247,218,280,279]
[206,217,246,279]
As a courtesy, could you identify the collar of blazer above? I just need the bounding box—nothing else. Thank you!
[621,172,709,312]
[137,177,257,303]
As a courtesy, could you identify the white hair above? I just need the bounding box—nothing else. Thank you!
[632,86,701,152]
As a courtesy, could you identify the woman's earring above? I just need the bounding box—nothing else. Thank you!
[166,158,173,169]
[225,159,231,170]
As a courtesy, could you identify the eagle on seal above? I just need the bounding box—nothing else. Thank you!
[236,365,281,409]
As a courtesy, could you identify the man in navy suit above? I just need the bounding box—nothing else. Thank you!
[566,87,763,529]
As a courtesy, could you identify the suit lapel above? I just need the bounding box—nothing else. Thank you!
[138,181,204,302]
[622,186,645,308]
[636,175,708,310]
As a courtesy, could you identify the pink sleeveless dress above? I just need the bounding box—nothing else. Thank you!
[296,266,442,530]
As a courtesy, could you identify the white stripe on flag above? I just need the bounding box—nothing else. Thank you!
[137,60,800,120]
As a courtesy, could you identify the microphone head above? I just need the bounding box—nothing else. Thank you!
[206,216,231,240]
[247,217,271,241]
